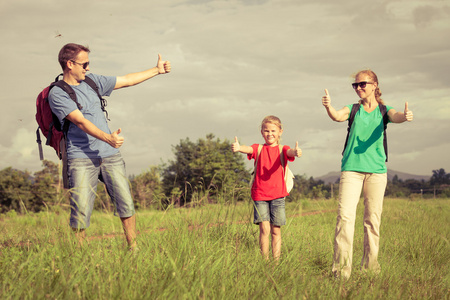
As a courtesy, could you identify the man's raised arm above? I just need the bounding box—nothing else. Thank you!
[114,54,171,89]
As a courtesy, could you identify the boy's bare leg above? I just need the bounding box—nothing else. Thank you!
[271,225,282,261]
[259,221,271,260]
[121,214,137,249]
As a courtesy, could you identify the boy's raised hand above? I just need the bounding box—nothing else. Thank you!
[293,141,302,157]
[231,136,240,152]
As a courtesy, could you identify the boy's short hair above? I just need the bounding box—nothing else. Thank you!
[261,115,283,130]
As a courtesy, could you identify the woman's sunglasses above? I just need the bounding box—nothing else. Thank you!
[70,60,90,70]
[352,81,373,89]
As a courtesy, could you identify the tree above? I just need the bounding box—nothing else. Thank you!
[386,179,411,198]
[32,160,61,210]
[430,168,450,186]
[288,175,328,200]
[131,166,164,209]
[161,134,249,205]
[0,167,33,214]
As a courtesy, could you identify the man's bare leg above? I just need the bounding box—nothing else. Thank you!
[121,214,137,249]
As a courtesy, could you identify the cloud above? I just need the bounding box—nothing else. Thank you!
[412,4,449,29]
[0,0,449,178]
[0,127,42,173]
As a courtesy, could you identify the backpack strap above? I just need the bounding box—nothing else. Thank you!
[52,74,110,120]
[379,104,389,162]
[52,75,82,110]
[254,144,263,166]
[36,128,43,160]
[250,144,263,185]
[279,144,286,180]
[278,145,285,168]
[342,103,360,156]
[84,75,110,121]
[279,144,292,185]
[51,78,80,135]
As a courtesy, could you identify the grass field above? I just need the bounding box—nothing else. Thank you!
[0,198,449,299]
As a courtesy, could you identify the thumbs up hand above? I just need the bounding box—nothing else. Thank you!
[109,128,124,148]
[404,102,413,122]
[157,54,171,74]
[231,136,240,152]
[322,89,331,108]
[293,141,302,157]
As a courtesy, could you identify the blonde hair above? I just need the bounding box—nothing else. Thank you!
[260,115,283,143]
[354,69,384,105]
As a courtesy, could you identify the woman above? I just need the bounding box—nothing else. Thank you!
[322,70,413,280]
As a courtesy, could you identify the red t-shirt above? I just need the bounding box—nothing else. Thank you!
[248,144,295,201]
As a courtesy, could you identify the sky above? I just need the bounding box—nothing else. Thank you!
[1,0,449,179]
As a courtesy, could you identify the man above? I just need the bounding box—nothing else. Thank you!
[49,43,171,249]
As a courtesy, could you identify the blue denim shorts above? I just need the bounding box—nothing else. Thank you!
[67,152,135,229]
[253,198,286,226]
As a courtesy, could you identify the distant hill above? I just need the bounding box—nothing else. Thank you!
[315,169,430,184]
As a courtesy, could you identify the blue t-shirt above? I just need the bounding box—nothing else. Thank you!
[341,104,393,173]
[49,74,118,159]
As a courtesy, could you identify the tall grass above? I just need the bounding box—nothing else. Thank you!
[0,198,448,299]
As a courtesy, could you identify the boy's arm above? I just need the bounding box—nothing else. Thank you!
[286,142,302,158]
[231,136,253,154]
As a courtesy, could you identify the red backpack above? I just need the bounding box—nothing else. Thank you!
[35,74,108,160]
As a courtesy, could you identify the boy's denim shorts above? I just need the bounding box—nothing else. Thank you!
[67,152,135,229]
[253,197,286,226]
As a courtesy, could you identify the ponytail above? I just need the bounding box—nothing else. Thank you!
[374,86,384,105]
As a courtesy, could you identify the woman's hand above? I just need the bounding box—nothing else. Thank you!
[322,89,331,108]
[404,102,413,122]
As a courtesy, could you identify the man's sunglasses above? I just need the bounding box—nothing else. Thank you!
[71,60,90,70]
[352,81,373,89]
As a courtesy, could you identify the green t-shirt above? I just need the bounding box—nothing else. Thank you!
[341,104,393,173]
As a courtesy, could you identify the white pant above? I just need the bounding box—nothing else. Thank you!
[332,171,387,279]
